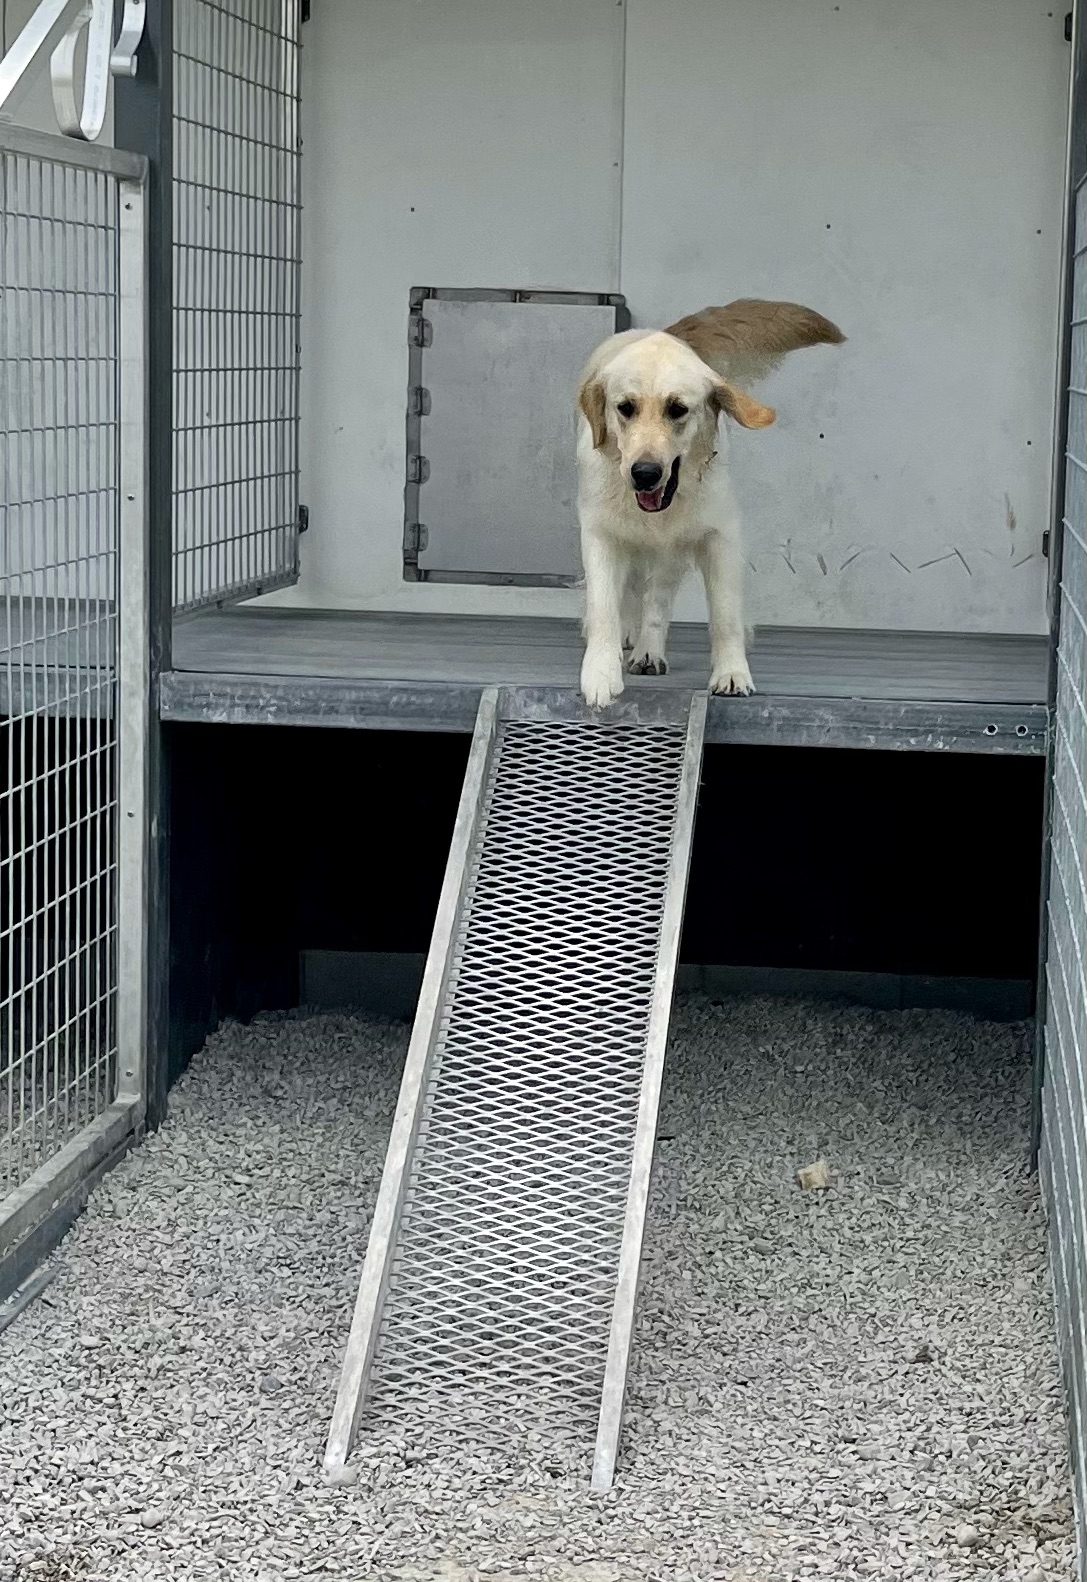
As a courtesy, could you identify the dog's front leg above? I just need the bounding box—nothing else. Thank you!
[629,558,685,676]
[621,563,644,655]
[696,530,755,696]
[580,532,626,709]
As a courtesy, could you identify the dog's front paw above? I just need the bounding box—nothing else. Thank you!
[628,651,668,677]
[709,661,755,697]
[581,650,625,709]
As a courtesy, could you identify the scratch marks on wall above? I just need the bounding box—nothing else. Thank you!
[954,547,973,576]
[743,546,1000,578]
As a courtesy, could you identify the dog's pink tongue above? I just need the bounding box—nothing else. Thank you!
[636,489,663,512]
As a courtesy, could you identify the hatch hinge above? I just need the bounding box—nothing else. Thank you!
[411,386,432,416]
[301,0,311,23]
[297,503,310,535]
[409,314,433,348]
[404,522,429,560]
[1043,528,1051,558]
[1066,12,1073,42]
[407,455,430,486]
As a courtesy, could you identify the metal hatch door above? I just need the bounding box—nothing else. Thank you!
[405,289,628,587]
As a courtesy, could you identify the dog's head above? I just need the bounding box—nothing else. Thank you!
[578,332,775,514]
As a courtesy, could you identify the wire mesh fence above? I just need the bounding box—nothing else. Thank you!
[0,142,121,1198]
[172,0,302,614]
[1040,172,1087,1575]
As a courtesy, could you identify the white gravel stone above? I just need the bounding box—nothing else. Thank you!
[0,998,1075,1580]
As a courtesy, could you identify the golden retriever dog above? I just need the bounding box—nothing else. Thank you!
[576,300,844,708]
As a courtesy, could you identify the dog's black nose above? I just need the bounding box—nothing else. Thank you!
[630,461,664,491]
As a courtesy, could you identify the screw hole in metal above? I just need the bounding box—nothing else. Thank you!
[984,723,999,736]
[1016,724,1029,737]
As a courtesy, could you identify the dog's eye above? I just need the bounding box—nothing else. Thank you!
[667,401,689,421]
[616,400,636,420]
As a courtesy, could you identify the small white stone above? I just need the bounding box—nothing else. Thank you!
[796,1159,833,1191]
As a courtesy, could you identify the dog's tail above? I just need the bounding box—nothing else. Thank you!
[664,299,845,387]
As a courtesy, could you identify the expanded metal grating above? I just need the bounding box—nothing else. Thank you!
[0,146,119,1195]
[358,708,696,1453]
[172,0,302,613]
[1041,173,1087,1575]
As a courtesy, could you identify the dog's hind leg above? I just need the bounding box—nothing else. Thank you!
[696,530,755,696]
[629,558,685,677]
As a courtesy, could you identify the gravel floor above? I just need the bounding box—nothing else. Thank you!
[0,996,1074,1582]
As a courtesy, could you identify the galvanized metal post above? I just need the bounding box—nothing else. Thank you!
[113,0,173,1128]
[591,694,708,1491]
[115,173,149,1112]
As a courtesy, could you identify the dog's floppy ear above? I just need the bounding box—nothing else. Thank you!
[711,380,776,430]
[578,378,608,449]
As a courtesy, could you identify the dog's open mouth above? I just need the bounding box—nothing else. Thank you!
[635,457,681,514]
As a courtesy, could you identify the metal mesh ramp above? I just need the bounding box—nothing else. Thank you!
[325,688,706,1488]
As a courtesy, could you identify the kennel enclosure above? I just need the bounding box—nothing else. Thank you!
[1,0,1086,1539]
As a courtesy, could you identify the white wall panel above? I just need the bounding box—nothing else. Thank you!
[269,0,1068,634]
[269,0,624,617]
[619,0,1067,634]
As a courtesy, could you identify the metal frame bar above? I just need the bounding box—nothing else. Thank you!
[591,693,707,1492]
[1034,0,1085,1164]
[1035,14,1087,1567]
[113,0,173,1128]
[410,287,632,310]
[156,672,1049,756]
[0,119,145,178]
[115,171,149,1110]
[0,1098,139,1269]
[324,687,500,1474]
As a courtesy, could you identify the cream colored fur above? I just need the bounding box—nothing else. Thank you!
[575,301,843,708]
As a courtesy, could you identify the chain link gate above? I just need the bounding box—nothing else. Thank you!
[0,123,149,1290]
[172,0,302,614]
